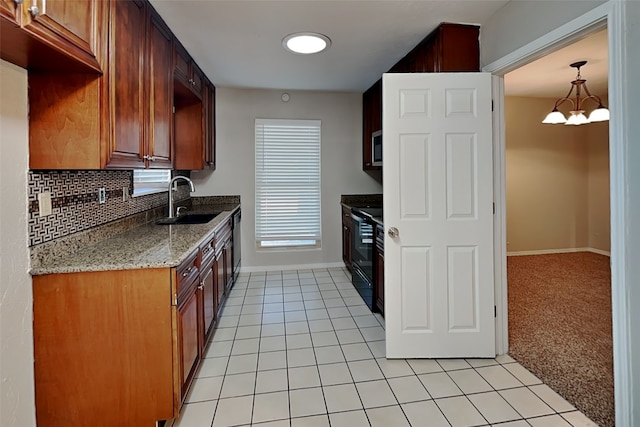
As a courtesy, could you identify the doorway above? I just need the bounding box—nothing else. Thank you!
[501,28,613,427]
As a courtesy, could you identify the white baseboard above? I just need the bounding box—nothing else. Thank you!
[507,247,611,257]
[239,262,347,273]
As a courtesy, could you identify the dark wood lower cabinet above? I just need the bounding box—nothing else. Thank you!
[342,206,353,271]
[200,256,216,343]
[177,283,200,401]
[31,210,239,426]
[374,223,384,316]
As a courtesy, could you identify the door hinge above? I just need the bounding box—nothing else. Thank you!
[494,305,497,318]
[493,203,495,215]
[491,100,494,112]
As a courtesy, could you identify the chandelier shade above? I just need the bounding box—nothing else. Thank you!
[542,61,609,126]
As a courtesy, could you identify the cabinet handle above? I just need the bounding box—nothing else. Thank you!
[182,267,193,277]
[198,282,205,290]
[28,4,40,16]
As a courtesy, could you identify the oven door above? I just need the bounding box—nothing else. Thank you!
[351,213,374,278]
[352,263,374,309]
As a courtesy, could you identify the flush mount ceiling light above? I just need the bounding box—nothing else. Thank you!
[282,32,331,55]
[542,61,610,125]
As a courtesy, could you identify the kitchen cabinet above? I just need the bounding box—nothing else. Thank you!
[28,0,175,170]
[199,234,216,343]
[362,80,382,171]
[107,0,173,169]
[362,23,479,172]
[173,42,212,171]
[175,250,201,402]
[0,0,103,72]
[0,0,19,25]
[218,217,234,293]
[215,245,225,317]
[32,269,177,426]
[204,78,217,170]
[342,206,353,271]
[374,223,384,316]
[174,41,203,99]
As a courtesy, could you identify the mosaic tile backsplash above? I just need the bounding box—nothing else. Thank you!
[28,170,190,247]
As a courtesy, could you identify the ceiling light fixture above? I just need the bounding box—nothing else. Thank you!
[282,32,331,55]
[542,61,609,125]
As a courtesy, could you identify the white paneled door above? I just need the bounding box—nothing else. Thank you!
[383,73,495,358]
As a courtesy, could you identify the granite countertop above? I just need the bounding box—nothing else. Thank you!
[341,194,383,226]
[30,203,240,276]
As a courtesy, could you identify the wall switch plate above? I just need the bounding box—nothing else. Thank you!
[98,188,106,204]
[122,187,128,202]
[38,192,52,216]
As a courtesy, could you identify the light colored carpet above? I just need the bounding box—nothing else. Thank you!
[507,252,613,427]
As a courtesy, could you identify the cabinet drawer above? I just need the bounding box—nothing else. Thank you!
[176,249,199,302]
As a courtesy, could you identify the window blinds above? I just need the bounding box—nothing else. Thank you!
[133,169,171,188]
[255,119,321,247]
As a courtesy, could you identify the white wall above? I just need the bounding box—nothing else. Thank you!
[0,60,36,427]
[505,96,610,254]
[191,88,382,269]
[481,0,606,67]
[618,2,640,425]
[482,1,639,424]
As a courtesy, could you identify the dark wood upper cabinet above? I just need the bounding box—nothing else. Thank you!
[107,0,146,169]
[362,23,480,172]
[173,41,213,171]
[28,0,179,170]
[0,0,103,72]
[146,9,174,169]
[204,79,217,170]
[174,41,203,100]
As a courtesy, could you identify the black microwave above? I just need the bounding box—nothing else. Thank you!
[372,130,382,166]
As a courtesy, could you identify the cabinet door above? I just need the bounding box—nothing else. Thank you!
[0,0,19,24]
[362,79,382,171]
[174,42,190,88]
[20,0,102,71]
[224,238,233,293]
[191,63,204,97]
[204,82,216,170]
[215,251,225,314]
[177,287,200,401]
[107,0,146,169]
[201,263,215,342]
[147,10,173,169]
[375,249,384,316]
[342,224,352,271]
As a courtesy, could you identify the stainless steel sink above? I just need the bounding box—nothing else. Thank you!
[156,212,221,225]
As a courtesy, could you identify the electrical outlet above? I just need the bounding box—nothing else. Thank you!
[122,187,129,202]
[98,188,106,204]
[38,192,52,216]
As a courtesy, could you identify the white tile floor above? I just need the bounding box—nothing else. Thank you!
[169,268,599,427]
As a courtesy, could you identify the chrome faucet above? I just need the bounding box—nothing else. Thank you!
[168,176,195,218]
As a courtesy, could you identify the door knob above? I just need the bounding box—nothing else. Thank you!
[388,227,399,238]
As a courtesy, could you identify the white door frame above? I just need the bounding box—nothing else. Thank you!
[483,2,631,426]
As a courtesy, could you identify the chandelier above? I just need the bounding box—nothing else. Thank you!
[542,61,609,125]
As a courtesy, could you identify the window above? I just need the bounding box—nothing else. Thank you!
[255,119,321,248]
[132,169,171,197]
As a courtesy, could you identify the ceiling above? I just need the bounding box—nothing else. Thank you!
[148,0,510,92]
[504,29,608,98]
